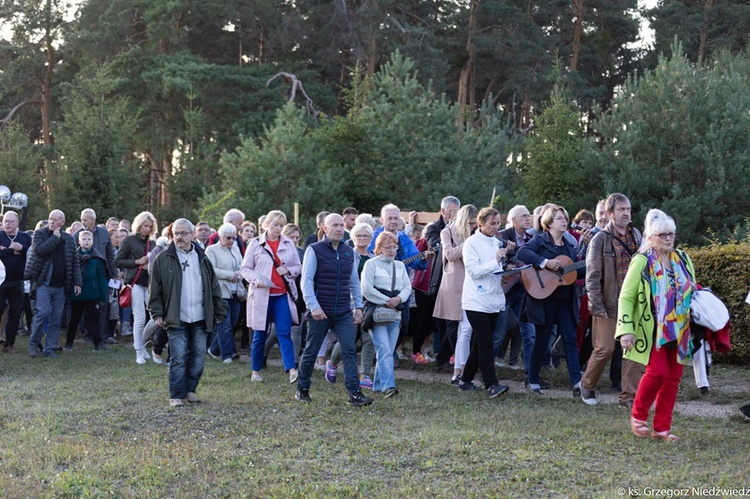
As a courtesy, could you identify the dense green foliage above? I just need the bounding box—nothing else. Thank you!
[687,243,750,364]
[0,1,748,240]
[584,43,750,244]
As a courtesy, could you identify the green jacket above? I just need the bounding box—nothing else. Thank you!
[148,242,227,333]
[615,250,695,366]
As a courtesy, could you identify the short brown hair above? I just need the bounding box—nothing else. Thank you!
[540,205,569,231]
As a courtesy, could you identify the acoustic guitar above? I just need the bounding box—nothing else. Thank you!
[521,255,585,300]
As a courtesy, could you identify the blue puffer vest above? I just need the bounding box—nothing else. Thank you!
[310,237,354,316]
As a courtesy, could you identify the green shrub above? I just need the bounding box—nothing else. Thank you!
[686,243,750,364]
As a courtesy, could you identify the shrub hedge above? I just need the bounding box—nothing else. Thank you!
[686,243,750,365]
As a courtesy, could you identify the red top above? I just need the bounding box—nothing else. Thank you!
[266,239,286,295]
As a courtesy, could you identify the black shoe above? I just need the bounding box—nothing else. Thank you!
[262,356,268,369]
[619,399,634,409]
[450,377,460,386]
[458,381,483,392]
[539,379,551,390]
[700,386,710,395]
[64,344,73,351]
[348,391,373,407]
[43,350,58,358]
[488,383,510,398]
[295,389,311,403]
[572,384,581,397]
[383,387,399,398]
[739,402,750,420]
[435,362,452,373]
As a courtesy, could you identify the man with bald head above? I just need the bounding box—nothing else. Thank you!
[297,213,372,407]
[0,211,32,353]
[24,210,82,358]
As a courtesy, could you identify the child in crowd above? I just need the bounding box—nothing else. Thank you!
[65,230,110,351]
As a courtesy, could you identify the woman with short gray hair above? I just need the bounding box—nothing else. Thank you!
[206,223,244,363]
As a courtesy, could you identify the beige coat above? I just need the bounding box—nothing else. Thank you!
[205,242,243,299]
[433,224,465,321]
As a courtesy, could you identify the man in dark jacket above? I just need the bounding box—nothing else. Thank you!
[297,214,372,407]
[149,218,227,407]
[25,209,82,358]
[0,211,32,353]
[496,205,535,372]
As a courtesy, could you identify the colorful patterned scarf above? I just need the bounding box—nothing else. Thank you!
[647,249,693,364]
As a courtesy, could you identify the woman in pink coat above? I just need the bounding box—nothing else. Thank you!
[433,204,478,384]
[241,210,302,384]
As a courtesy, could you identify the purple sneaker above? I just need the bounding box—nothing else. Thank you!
[325,360,337,384]
[359,375,374,390]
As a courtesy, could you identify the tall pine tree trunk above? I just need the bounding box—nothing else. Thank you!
[456,0,479,127]
[698,0,716,65]
[39,0,56,209]
[571,0,584,71]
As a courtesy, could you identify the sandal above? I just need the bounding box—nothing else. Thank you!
[652,430,679,442]
[630,416,650,438]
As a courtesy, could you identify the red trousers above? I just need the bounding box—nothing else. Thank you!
[632,345,684,432]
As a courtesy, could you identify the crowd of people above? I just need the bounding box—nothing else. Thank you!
[0,195,734,438]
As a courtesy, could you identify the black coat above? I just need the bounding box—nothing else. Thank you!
[24,227,82,292]
[516,232,583,325]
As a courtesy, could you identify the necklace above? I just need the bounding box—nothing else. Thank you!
[6,232,18,243]
[178,250,191,271]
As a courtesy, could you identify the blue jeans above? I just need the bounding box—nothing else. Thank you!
[252,294,295,371]
[29,285,66,355]
[529,298,581,387]
[370,319,400,392]
[298,312,359,394]
[506,285,536,373]
[210,296,241,360]
[167,321,208,399]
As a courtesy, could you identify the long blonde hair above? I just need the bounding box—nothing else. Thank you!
[453,204,478,243]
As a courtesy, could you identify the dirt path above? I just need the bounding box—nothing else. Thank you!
[257,356,748,419]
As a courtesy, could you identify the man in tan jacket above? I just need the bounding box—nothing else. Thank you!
[580,193,643,408]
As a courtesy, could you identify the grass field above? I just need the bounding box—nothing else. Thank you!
[1,335,749,498]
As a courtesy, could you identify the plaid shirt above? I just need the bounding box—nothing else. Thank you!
[612,227,638,289]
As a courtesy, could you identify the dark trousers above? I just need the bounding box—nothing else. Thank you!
[411,291,436,354]
[0,280,25,347]
[435,319,457,367]
[66,300,102,347]
[462,311,499,389]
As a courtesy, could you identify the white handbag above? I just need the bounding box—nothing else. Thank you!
[690,288,729,331]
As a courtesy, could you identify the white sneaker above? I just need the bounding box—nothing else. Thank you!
[152,351,164,364]
[136,356,147,365]
[494,359,506,367]
[251,372,264,382]
[223,358,233,364]
[395,347,409,361]
[314,362,326,371]
[142,349,151,360]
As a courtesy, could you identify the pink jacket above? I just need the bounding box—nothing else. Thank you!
[241,234,302,331]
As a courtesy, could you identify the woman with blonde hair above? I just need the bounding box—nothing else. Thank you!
[115,211,158,364]
[617,209,695,441]
[241,210,302,383]
[361,231,411,397]
[433,204,478,384]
